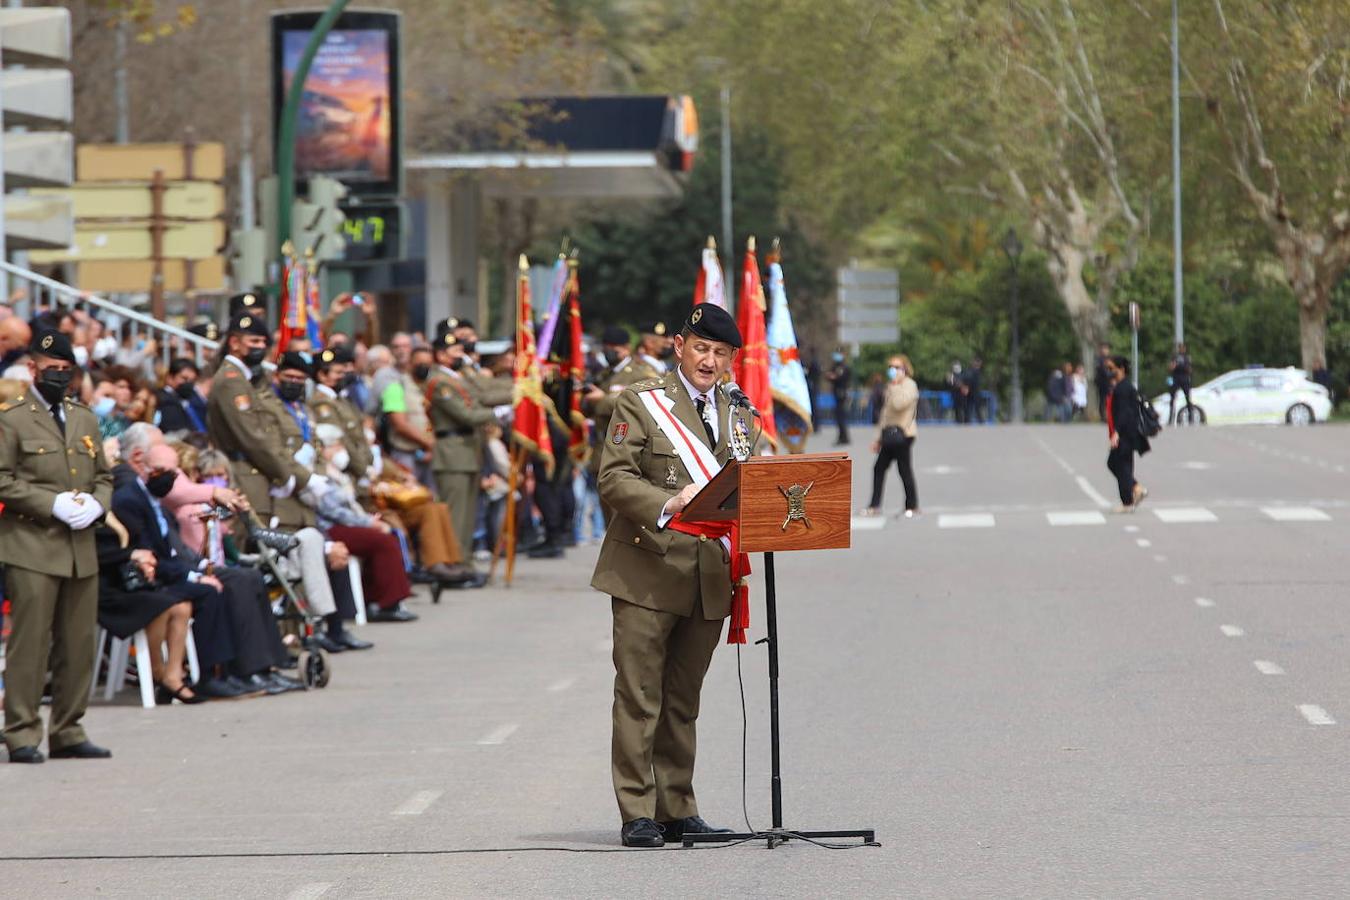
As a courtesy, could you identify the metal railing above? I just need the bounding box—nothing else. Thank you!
[1,260,221,368]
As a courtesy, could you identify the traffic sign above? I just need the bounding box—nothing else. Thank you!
[29,219,226,264]
[32,181,224,220]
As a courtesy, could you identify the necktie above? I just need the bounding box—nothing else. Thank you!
[50,401,65,436]
[694,396,716,448]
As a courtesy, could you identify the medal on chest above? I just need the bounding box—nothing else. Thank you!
[730,416,752,461]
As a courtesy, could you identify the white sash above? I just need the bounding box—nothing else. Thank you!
[638,389,722,489]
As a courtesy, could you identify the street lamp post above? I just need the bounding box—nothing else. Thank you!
[1003,228,1024,424]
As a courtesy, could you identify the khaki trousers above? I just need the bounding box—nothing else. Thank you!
[3,568,97,752]
[610,596,724,824]
[435,471,477,553]
[397,501,463,567]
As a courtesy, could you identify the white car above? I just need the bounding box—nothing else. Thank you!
[1153,367,1332,426]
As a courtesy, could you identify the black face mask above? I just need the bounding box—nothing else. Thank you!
[603,349,622,368]
[461,340,477,355]
[277,381,306,403]
[449,357,467,372]
[412,364,431,382]
[658,345,676,361]
[34,367,74,405]
[145,470,177,499]
[174,381,198,400]
[241,346,267,368]
[338,372,358,392]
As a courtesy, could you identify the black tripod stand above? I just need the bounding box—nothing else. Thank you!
[682,552,878,849]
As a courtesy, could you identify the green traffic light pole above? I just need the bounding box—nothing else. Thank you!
[273,0,351,290]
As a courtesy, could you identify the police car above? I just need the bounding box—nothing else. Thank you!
[1154,367,1332,426]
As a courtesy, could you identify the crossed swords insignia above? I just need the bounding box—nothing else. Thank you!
[779,481,814,531]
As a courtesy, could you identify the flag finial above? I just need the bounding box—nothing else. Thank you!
[518,254,529,272]
[706,235,717,250]
[747,235,756,253]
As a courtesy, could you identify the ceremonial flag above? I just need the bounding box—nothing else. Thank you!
[534,253,571,363]
[277,244,308,354]
[565,259,589,463]
[765,241,814,453]
[692,237,726,309]
[304,249,323,349]
[511,254,555,473]
[733,237,777,447]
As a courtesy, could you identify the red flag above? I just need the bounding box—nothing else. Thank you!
[565,260,590,463]
[511,255,555,473]
[733,237,777,447]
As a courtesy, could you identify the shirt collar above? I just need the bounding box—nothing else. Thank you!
[676,367,713,406]
[639,353,667,374]
[315,383,337,399]
[224,355,252,377]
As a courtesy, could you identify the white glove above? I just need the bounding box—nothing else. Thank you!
[268,475,296,499]
[492,404,513,419]
[292,443,317,470]
[298,473,332,509]
[67,495,104,530]
[51,491,82,526]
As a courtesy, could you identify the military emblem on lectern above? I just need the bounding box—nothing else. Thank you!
[779,481,814,531]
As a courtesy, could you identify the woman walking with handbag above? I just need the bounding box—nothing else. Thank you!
[862,354,921,518]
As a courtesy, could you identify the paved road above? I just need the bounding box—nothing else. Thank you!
[5,423,1350,897]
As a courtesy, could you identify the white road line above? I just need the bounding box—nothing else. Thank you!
[286,884,334,900]
[1153,554,1168,562]
[1123,525,1140,533]
[937,513,996,529]
[1299,704,1336,726]
[1172,574,1191,585]
[477,723,520,746]
[546,677,576,693]
[1136,538,1152,547]
[1254,660,1286,676]
[1046,511,1105,526]
[851,516,886,531]
[1194,597,1216,608]
[1073,476,1111,510]
[392,790,443,816]
[1153,507,1218,524]
[1220,624,1245,638]
[1261,506,1331,522]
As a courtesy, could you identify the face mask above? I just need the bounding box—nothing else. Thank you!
[241,346,267,368]
[339,372,358,392]
[73,346,89,367]
[93,395,117,418]
[449,357,466,372]
[331,448,351,472]
[277,381,306,403]
[412,364,431,382]
[461,340,477,355]
[145,470,177,498]
[603,349,622,367]
[887,366,900,381]
[832,353,844,364]
[174,381,198,400]
[659,345,676,361]
[34,367,74,405]
[202,475,228,488]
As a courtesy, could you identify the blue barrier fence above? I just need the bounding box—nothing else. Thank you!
[812,389,1000,426]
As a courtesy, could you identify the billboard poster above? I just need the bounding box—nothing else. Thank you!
[273,11,402,197]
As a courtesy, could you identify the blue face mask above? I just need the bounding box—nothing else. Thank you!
[887,366,900,381]
[94,396,116,418]
[832,353,844,364]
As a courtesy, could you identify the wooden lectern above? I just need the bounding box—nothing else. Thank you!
[676,453,877,849]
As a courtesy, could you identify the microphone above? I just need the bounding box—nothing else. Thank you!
[722,380,762,418]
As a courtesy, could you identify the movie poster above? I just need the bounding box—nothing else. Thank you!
[282,29,393,185]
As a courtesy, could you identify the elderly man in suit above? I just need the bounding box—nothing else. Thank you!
[592,303,758,848]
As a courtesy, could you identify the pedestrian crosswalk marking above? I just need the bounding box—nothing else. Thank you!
[1153,507,1218,524]
[851,516,887,531]
[937,513,995,529]
[1260,506,1330,522]
[1299,704,1336,726]
[1046,511,1106,526]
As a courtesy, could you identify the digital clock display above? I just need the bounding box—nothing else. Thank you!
[339,202,402,261]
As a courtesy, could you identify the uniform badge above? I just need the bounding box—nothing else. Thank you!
[666,463,678,488]
[233,395,251,412]
[731,417,751,461]
[612,422,628,444]
[81,435,97,459]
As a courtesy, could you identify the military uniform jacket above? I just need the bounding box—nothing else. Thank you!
[255,388,318,529]
[426,368,495,474]
[462,367,515,407]
[206,358,311,527]
[590,371,754,620]
[585,355,663,476]
[311,386,373,481]
[0,392,113,578]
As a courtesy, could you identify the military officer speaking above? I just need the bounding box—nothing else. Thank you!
[591,303,757,848]
[0,329,114,763]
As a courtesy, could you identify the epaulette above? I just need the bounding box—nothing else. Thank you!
[221,367,242,379]
[0,395,26,412]
[630,379,663,393]
[64,396,91,410]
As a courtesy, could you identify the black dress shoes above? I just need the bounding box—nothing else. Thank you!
[267,671,305,693]
[49,741,112,759]
[194,676,249,700]
[368,604,419,623]
[8,745,44,764]
[312,632,347,653]
[527,542,564,559]
[620,817,665,848]
[658,816,733,840]
[333,630,373,650]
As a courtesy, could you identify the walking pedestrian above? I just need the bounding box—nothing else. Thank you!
[1093,343,1112,419]
[946,361,966,423]
[1167,342,1193,425]
[825,350,851,445]
[1105,355,1150,513]
[1045,367,1067,422]
[862,355,920,518]
[963,357,984,424]
[1071,364,1089,419]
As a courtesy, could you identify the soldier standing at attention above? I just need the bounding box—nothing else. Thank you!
[0,329,114,763]
[427,328,501,555]
[592,303,757,848]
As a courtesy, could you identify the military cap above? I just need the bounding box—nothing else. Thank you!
[639,320,670,337]
[228,311,269,338]
[601,325,630,346]
[29,328,77,364]
[314,344,354,370]
[276,351,313,375]
[683,303,742,349]
[452,318,476,332]
[433,330,460,349]
[189,320,220,342]
[228,292,264,318]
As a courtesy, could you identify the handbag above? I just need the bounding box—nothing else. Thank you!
[118,560,153,592]
[880,425,909,450]
[372,480,432,511]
